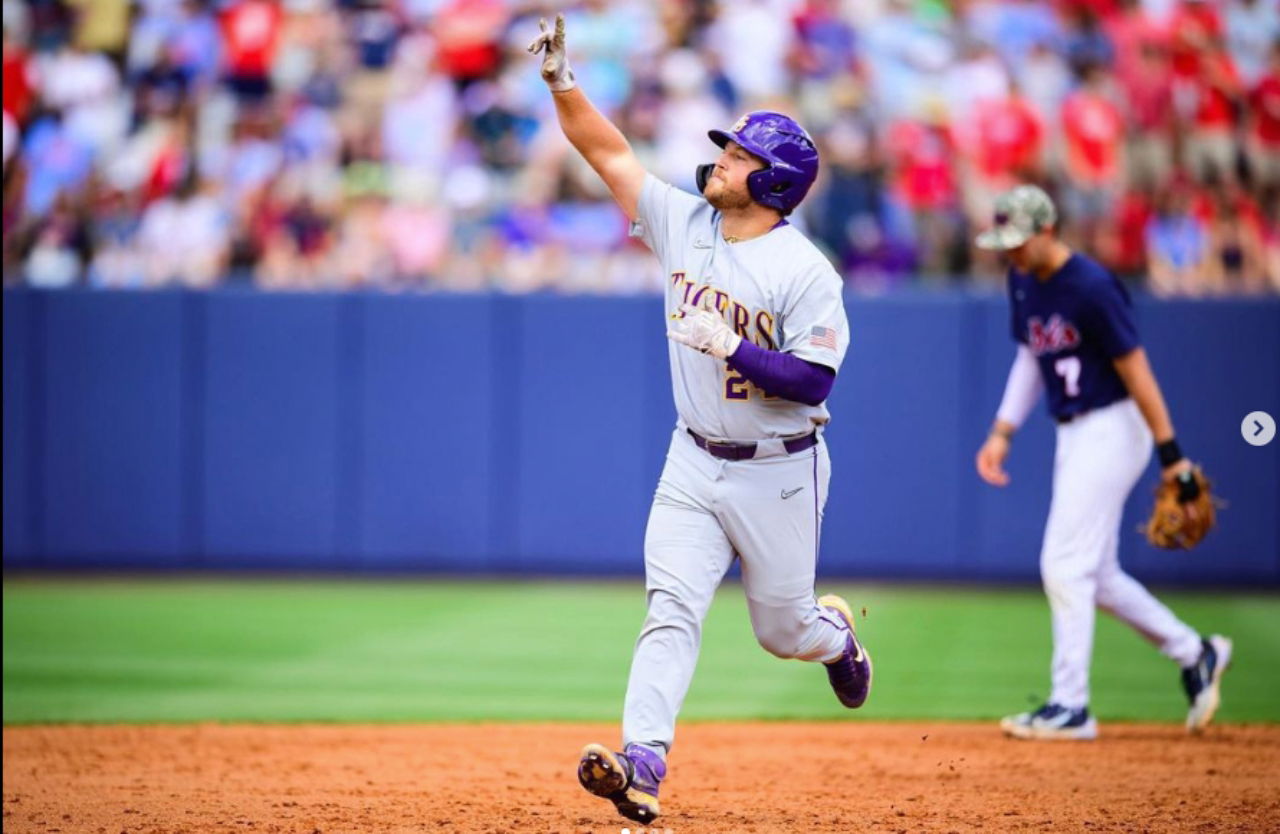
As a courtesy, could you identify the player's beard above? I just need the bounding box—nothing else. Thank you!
[704,178,754,211]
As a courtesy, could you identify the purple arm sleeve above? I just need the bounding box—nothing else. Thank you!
[728,339,836,406]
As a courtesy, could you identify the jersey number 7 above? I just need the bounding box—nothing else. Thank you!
[1054,356,1082,398]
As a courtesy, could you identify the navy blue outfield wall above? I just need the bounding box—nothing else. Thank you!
[3,289,1278,584]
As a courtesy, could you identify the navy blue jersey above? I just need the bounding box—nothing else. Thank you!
[1008,253,1139,420]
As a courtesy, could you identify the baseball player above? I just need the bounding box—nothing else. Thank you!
[974,185,1232,741]
[528,14,871,824]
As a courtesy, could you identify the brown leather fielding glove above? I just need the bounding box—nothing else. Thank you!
[1145,467,1216,550]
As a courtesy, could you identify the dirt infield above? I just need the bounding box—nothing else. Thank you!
[4,723,1278,834]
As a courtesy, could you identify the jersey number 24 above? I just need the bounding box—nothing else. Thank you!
[725,365,777,401]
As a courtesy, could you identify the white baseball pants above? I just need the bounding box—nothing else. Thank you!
[1042,398,1203,709]
[621,427,849,752]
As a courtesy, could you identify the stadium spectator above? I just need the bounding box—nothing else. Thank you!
[1020,40,1071,134]
[1063,6,1114,78]
[21,108,95,219]
[86,183,144,289]
[707,0,792,105]
[1205,181,1271,293]
[1226,0,1280,86]
[169,0,224,93]
[861,0,953,122]
[805,109,914,292]
[220,0,283,104]
[1247,40,1280,190]
[1059,63,1125,253]
[960,81,1045,217]
[35,39,128,157]
[1179,36,1243,186]
[789,0,858,89]
[1146,180,1213,296]
[432,0,508,86]
[136,172,230,287]
[4,20,38,125]
[884,103,964,278]
[942,38,1010,129]
[63,0,130,62]
[1118,39,1175,191]
[967,0,1063,74]
[23,192,86,288]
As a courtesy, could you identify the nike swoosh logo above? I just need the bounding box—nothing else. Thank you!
[781,487,805,499]
[693,239,712,249]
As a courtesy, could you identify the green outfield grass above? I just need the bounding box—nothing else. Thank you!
[3,578,1277,724]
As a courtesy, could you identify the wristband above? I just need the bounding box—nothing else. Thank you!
[991,424,1014,441]
[1156,438,1183,468]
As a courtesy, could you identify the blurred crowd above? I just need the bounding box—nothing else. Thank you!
[3,0,1280,295]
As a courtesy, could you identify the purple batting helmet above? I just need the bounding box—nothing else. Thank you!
[705,111,819,214]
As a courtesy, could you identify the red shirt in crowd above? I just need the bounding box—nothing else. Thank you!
[885,119,957,210]
[1192,51,1242,130]
[1112,189,1153,275]
[968,96,1043,183]
[433,0,508,82]
[220,0,282,79]
[1105,7,1170,85]
[144,137,188,204]
[1169,2,1223,78]
[1250,71,1280,147]
[1123,58,1175,132]
[2,43,34,123]
[1062,89,1124,186]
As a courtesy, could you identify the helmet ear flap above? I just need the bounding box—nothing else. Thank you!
[747,167,793,214]
[696,163,714,194]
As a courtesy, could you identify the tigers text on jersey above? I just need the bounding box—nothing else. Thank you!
[1008,252,1139,421]
[631,174,849,441]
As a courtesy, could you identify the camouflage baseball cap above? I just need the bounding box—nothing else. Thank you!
[974,185,1057,251]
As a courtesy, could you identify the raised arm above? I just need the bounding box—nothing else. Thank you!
[527,14,646,221]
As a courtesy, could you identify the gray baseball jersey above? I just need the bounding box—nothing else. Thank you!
[631,174,850,441]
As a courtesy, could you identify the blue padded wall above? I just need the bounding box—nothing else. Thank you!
[3,291,36,562]
[511,296,657,572]
[40,292,186,564]
[1123,299,1280,584]
[821,295,969,577]
[357,294,496,570]
[3,289,1276,583]
[200,293,344,565]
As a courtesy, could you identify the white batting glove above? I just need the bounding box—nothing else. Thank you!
[667,303,742,360]
[526,13,576,93]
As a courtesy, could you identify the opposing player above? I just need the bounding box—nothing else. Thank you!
[528,14,871,824]
[974,185,1232,741]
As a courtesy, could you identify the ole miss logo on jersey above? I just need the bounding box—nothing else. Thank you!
[1027,315,1081,356]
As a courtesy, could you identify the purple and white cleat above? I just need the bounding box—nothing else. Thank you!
[818,594,873,709]
[577,742,666,824]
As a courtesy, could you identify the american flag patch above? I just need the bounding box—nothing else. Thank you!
[809,326,837,350]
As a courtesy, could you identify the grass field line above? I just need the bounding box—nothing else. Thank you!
[4,579,1277,724]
